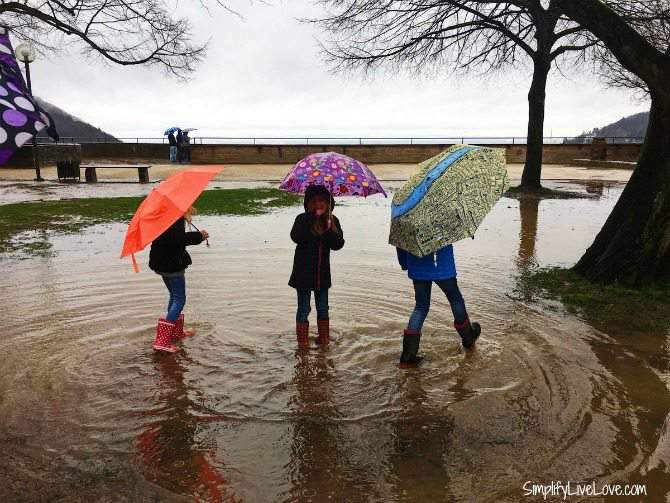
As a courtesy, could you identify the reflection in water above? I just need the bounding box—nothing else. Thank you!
[285,352,344,502]
[516,197,540,273]
[135,353,239,502]
[389,373,455,502]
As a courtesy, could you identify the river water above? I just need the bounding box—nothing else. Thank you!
[2,179,670,502]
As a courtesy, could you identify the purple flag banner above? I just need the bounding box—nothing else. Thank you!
[0,27,58,165]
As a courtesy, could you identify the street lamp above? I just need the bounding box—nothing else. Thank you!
[15,42,43,181]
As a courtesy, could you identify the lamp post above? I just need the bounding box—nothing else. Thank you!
[15,42,43,181]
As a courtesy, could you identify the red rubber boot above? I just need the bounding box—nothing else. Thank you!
[174,313,196,339]
[296,322,310,349]
[153,319,180,353]
[317,319,330,346]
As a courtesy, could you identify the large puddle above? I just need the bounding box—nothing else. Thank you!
[2,179,670,501]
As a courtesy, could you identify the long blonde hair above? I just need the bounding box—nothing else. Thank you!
[184,206,198,226]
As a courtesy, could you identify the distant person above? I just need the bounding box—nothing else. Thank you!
[181,131,191,163]
[168,132,177,163]
[176,130,183,163]
[149,206,209,353]
[289,185,344,348]
[396,245,480,368]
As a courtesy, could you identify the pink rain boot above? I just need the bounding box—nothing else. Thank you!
[174,313,196,339]
[153,319,180,353]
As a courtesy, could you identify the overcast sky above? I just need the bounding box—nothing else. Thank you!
[29,0,649,139]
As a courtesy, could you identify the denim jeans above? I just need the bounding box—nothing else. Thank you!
[407,278,468,332]
[162,275,186,322]
[296,288,329,323]
[169,146,177,162]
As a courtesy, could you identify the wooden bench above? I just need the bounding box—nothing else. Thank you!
[80,163,151,183]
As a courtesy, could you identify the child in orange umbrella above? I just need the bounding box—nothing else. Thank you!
[149,207,209,353]
[289,185,345,348]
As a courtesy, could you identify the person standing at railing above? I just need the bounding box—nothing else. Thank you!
[181,131,191,163]
[176,130,183,163]
[168,131,177,163]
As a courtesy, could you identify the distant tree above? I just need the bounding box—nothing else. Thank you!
[313,0,598,190]
[552,0,670,285]
[0,0,240,76]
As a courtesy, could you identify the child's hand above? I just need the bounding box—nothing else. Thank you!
[201,229,210,239]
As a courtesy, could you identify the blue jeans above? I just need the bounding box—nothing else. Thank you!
[407,279,468,332]
[162,275,186,322]
[296,288,329,323]
[169,146,177,162]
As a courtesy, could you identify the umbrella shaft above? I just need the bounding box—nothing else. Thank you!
[189,222,210,247]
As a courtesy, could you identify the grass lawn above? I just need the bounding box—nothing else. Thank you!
[519,267,670,333]
[0,188,300,256]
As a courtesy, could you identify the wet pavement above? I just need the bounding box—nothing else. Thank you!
[2,178,670,502]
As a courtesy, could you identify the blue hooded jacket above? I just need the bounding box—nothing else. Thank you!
[396,245,457,281]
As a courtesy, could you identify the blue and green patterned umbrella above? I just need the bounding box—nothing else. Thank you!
[0,27,58,165]
[389,144,508,257]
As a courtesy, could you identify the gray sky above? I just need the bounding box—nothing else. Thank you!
[29,1,649,139]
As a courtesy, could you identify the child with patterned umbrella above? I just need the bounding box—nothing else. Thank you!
[288,185,345,348]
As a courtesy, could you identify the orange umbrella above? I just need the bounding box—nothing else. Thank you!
[120,166,224,272]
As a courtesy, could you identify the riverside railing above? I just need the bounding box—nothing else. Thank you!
[47,136,646,145]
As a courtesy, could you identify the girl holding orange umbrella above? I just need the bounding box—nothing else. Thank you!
[120,167,222,354]
[149,207,209,353]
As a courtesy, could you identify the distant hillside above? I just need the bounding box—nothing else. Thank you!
[36,98,119,142]
[569,112,649,143]
[588,112,649,139]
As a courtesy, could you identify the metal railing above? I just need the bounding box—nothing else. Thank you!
[47,136,646,145]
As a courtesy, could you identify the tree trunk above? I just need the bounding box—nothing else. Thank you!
[520,57,551,189]
[574,95,670,285]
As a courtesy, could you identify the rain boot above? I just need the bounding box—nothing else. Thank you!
[153,319,180,353]
[455,318,481,350]
[174,313,196,339]
[399,329,423,368]
[317,319,330,346]
[296,321,310,349]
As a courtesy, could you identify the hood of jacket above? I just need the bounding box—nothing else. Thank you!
[303,184,335,212]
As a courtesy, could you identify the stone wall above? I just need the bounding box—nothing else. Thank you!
[6,141,642,166]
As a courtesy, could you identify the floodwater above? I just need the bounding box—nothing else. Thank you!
[2,179,670,502]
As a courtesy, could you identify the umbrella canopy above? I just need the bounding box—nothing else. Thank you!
[164,127,181,135]
[389,144,508,257]
[0,29,58,165]
[120,167,223,271]
[182,128,197,133]
[279,152,386,197]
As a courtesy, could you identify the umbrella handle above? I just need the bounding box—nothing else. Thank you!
[189,222,211,247]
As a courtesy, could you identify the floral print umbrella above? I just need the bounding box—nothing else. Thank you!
[0,27,58,165]
[279,152,387,197]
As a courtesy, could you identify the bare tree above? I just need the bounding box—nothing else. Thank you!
[312,0,598,189]
[596,1,670,95]
[547,0,670,285]
[0,0,240,77]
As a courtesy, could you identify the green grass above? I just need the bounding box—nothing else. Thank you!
[519,267,670,332]
[0,188,300,256]
[505,185,595,199]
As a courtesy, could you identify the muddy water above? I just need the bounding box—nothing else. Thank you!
[2,180,670,502]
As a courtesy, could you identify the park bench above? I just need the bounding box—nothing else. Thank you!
[80,163,151,183]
